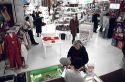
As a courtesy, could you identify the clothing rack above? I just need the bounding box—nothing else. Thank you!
[0,25,22,75]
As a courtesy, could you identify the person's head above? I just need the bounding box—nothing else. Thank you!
[33,11,35,14]
[73,15,76,20]
[60,57,71,67]
[73,40,83,50]
[25,16,29,21]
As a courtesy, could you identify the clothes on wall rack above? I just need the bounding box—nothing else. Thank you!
[17,28,31,50]
[111,22,125,49]
[0,31,7,62]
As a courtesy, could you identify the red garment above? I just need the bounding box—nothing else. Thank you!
[48,0,51,8]
[120,2,125,12]
[69,19,79,36]
[4,33,23,68]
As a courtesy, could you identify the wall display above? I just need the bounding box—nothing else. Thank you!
[56,25,70,31]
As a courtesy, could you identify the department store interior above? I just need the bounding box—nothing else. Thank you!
[0,0,125,82]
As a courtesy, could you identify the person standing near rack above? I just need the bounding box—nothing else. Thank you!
[34,13,43,37]
[69,15,79,43]
[92,12,100,33]
[102,13,109,38]
[24,16,38,45]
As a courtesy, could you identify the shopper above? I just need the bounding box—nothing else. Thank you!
[108,15,116,38]
[69,15,79,43]
[67,40,89,68]
[102,13,109,38]
[34,13,43,37]
[60,57,84,82]
[24,16,38,45]
[92,12,100,33]
[29,14,34,31]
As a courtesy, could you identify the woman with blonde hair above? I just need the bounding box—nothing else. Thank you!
[67,40,89,69]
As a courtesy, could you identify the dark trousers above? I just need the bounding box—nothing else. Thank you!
[72,34,76,43]
[93,22,98,32]
[122,45,125,57]
[28,30,36,44]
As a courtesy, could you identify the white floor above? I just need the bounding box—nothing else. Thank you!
[0,23,124,77]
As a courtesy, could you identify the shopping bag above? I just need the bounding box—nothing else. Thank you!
[111,38,117,46]
[117,41,124,49]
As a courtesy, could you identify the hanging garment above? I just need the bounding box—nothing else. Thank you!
[1,7,10,22]
[0,42,4,56]
[24,32,31,49]
[21,43,28,62]
[4,33,23,68]
[18,29,31,49]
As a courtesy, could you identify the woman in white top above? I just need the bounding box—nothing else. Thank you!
[24,16,38,45]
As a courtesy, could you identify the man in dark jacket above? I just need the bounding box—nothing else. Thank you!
[92,13,100,33]
[67,40,89,68]
[34,13,43,37]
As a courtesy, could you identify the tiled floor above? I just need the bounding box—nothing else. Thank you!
[0,23,124,77]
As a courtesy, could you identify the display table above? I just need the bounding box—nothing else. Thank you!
[41,33,63,58]
[27,64,103,82]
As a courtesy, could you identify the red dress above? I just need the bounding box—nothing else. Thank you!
[4,33,23,68]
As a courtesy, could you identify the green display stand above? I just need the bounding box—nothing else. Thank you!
[27,65,64,82]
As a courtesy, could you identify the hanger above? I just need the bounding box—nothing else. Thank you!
[7,30,15,33]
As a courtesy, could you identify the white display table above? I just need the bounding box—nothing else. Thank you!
[41,33,63,58]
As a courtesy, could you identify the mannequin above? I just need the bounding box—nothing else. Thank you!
[4,31,23,69]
